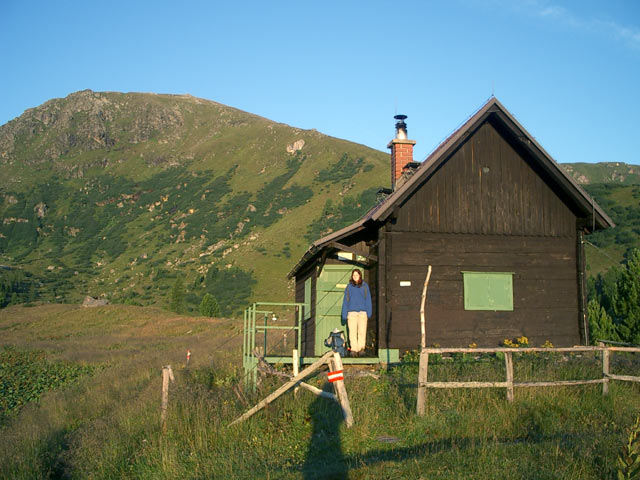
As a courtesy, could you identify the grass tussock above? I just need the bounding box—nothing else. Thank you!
[1,304,639,479]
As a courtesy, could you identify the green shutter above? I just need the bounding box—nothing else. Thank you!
[462,272,514,311]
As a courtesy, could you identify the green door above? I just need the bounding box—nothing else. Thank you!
[315,265,353,355]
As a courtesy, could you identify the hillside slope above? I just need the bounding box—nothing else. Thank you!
[1,91,638,313]
[0,90,389,311]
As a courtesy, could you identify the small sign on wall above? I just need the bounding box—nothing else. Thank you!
[399,281,412,287]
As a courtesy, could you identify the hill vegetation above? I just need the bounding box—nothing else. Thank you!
[0,90,388,312]
[0,304,638,478]
[0,90,639,317]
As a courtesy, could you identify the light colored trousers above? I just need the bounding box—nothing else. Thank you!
[347,311,368,352]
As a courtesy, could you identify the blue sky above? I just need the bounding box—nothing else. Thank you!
[1,0,638,164]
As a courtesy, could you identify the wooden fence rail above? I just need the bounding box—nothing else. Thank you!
[416,344,640,413]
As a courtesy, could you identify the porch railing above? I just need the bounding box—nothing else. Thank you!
[242,302,304,388]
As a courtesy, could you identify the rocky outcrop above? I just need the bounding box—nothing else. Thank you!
[82,296,110,307]
[0,90,184,167]
[286,139,305,154]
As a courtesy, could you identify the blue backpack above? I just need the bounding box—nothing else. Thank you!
[324,329,348,356]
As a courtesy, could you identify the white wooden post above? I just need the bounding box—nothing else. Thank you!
[416,265,432,416]
[161,365,175,432]
[292,349,300,397]
[600,342,610,395]
[416,349,430,416]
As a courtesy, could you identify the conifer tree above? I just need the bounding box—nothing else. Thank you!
[587,298,619,344]
[199,293,220,317]
[170,278,185,314]
[615,249,640,344]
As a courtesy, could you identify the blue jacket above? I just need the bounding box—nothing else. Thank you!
[341,282,372,320]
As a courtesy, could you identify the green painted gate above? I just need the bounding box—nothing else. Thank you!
[315,265,353,355]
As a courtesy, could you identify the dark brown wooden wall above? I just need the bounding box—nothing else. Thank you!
[382,121,582,350]
[390,122,576,237]
[385,232,580,349]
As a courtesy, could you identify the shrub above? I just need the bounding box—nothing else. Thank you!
[169,277,185,314]
[199,293,220,317]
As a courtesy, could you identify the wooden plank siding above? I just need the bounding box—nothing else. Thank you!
[291,100,611,358]
[382,121,581,350]
[385,232,580,349]
[390,122,576,237]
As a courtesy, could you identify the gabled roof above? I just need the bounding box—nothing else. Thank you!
[288,97,615,278]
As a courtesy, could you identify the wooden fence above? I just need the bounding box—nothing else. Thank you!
[417,344,640,409]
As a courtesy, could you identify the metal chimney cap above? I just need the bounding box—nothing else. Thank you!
[394,114,407,121]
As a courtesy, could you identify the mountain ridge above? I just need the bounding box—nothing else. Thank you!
[1,90,638,313]
[0,90,389,311]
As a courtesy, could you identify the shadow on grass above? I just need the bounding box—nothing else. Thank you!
[300,427,588,477]
[302,382,348,480]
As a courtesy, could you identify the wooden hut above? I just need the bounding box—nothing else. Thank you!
[288,97,614,360]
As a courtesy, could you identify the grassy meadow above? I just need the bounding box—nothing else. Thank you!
[1,304,639,479]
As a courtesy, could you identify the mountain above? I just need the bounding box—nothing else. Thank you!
[1,90,638,313]
[0,90,388,312]
[561,163,640,275]
[562,162,640,185]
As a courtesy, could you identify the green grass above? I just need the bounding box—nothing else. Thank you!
[0,305,638,478]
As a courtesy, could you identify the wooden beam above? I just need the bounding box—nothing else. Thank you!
[255,352,337,402]
[230,351,334,426]
[328,242,378,263]
[606,374,640,383]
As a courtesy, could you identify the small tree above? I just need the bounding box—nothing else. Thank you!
[615,248,640,344]
[170,278,185,314]
[587,298,619,344]
[199,293,220,317]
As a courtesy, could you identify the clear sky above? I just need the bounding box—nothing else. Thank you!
[1,0,638,164]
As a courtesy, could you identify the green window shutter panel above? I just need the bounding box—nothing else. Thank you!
[304,277,312,320]
[463,272,514,311]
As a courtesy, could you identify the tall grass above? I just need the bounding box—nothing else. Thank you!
[1,305,639,478]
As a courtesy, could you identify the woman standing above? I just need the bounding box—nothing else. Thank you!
[341,269,372,356]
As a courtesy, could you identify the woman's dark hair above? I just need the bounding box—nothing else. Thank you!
[349,269,363,286]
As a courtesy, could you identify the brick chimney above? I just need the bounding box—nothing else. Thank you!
[387,114,416,190]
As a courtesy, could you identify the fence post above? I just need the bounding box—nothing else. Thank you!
[505,352,514,403]
[329,352,354,428]
[416,349,429,416]
[161,365,175,433]
[416,265,432,416]
[292,349,300,397]
[600,342,610,395]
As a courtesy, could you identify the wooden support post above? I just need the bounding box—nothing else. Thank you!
[416,266,432,416]
[230,351,334,426]
[600,342,610,395]
[420,266,432,350]
[161,365,175,432]
[505,352,514,403]
[292,349,300,397]
[256,360,338,402]
[416,349,430,416]
[329,352,354,428]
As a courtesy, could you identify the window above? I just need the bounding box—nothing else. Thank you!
[462,271,514,311]
[304,277,312,320]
